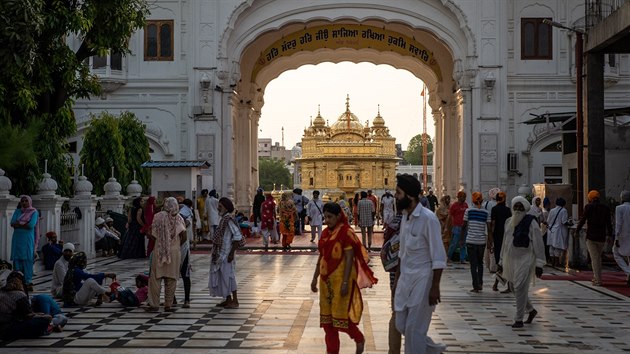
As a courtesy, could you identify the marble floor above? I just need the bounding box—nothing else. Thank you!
[2,250,630,354]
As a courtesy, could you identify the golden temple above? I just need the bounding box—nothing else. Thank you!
[296,95,399,196]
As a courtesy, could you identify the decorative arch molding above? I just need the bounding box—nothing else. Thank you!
[519,3,555,17]
[218,0,476,76]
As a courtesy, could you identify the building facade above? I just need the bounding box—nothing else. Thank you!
[297,97,399,197]
[68,0,630,210]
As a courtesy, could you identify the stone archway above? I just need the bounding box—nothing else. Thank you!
[213,0,477,210]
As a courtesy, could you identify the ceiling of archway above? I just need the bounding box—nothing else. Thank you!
[252,24,442,82]
[238,20,455,100]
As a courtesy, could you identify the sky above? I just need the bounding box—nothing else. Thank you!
[259,62,434,151]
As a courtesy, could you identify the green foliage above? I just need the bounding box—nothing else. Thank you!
[0,0,148,195]
[118,112,151,188]
[258,158,293,192]
[80,112,128,195]
[404,133,433,166]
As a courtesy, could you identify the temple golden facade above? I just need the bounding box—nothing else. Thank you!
[297,96,399,196]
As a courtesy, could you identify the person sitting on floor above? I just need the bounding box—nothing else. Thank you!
[108,274,149,307]
[62,252,116,307]
[95,217,120,257]
[0,271,51,340]
[41,231,63,270]
[51,243,74,298]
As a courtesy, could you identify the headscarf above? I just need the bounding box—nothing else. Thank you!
[4,271,25,292]
[529,196,542,218]
[318,207,377,289]
[555,197,566,207]
[152,197,185,266]
[17,195,39,245]
[488,188,501,200]
[511,196,531,212]
[62,252,87,305]
[472,192,483,205]
[396,174,422,198]
[588,190,600,202]
[621,190,630,203]
[141,196,156,234]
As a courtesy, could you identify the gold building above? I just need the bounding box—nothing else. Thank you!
[297,96,399,197]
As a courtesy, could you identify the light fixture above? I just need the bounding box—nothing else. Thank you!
[484,72,496,102]
[200,73,211,89]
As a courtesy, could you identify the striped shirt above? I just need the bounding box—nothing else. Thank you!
[464,207,490,245]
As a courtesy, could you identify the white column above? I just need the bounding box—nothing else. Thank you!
[31,196,68,252]
[0,197,19,261]
[433,109,444,196]
[70,197,98,258]
[222,92,236,200]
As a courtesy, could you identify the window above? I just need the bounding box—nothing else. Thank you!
[92,51,123,70]
[521,18,552,60]
[544,166,563,185]
[145,20,174,61]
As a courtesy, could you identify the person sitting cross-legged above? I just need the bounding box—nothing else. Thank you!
[62,252,115,307]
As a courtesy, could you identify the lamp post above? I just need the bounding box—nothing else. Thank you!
[542,19,585,216]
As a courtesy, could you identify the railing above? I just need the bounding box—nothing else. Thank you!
[586,0,630,29]
[60,211,80,247]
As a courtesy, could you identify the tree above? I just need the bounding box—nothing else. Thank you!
[79,112,128,196]
[404,133,433,166]
[0,0,148,196]
[118,112,151,189]
[258,158,293,192]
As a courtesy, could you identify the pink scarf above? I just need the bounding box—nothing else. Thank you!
[152,197,184,265]
[18,195,40,246]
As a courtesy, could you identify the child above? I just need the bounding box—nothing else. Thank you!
[236,212,252,238]
[109,274,149,307]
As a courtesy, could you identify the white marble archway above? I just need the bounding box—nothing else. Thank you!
[214,0,477,210]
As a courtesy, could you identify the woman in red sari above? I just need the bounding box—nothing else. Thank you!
[311,202,378,354]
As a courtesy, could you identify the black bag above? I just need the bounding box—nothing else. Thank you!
[513,214,536,248]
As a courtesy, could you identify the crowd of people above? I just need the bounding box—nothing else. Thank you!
[2,184,628,351]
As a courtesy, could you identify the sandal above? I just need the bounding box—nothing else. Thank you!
[144,306,159,312]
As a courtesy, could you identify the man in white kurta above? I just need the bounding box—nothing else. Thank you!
[205,190,220,238]
[381,191,396,228]
[305,191,324,242]
[613,191,630,284]
[546,198,569,266]
[394,174,447,354]
[499,196,546,328]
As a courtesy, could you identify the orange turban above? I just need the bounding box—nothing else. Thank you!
[496,192,506,204]
[472,192,483,204]
[588,190,600,202]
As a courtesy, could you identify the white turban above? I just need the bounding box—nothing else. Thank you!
[511,196,531,212]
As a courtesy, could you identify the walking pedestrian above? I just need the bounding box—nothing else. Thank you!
[447,191,469,263]
[311,202,377,354]
[306,190,324,242]
[498,196,545,328]
[436,195,451,252]
[381,190,396,228]
[393,174,447,354]
[463,192,491,292]
[547,198,570,267]
[576,190,613,286]
[613,190,630,286]
[260,193,277,250]
[357,191,375,251]
[279,192,297,251]
[490,192,512,292]
[252,188,265,228]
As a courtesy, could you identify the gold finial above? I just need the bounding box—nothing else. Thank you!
[318,104,321,116]
[345,94,350,112]
[377,104,381,115]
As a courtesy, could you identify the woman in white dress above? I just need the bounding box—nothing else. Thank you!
[546,197,569,267]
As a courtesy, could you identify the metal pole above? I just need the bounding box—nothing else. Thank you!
[576,32,584,216]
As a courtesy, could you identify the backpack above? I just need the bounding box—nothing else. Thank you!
[513,214,536,248]
[380,233,400,272]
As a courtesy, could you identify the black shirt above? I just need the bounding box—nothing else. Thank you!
[491,204,512,239]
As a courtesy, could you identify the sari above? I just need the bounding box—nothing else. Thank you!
[317,213,377,330]
[279,197,296,247]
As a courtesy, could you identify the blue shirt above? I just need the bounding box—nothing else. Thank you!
[72,268,105,292]
[464,207,490,245]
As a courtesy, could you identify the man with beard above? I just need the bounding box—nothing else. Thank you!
[576,190,613,286]
[51,243,74,298]
[498,196,545,328]
[394,174,447,354]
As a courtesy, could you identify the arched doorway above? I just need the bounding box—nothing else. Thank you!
[212,0,478,209]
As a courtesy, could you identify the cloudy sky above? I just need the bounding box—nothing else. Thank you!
[259,62,434,151]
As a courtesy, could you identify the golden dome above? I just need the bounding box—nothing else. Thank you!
[373,104,385,126]
[330,95,364,133]
[313,105,326,127]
